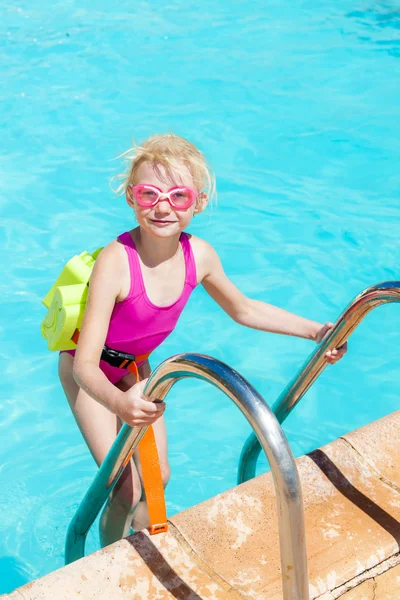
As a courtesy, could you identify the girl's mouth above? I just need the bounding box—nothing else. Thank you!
[151,219,175,223]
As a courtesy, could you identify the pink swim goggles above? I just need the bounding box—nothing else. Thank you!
[131,184,197,210]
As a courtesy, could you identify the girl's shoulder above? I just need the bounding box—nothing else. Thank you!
[186,234,220,283]
[98,237,126,261]
[91,237,129,279]
[89,237,131,302]
[186,233,212,255]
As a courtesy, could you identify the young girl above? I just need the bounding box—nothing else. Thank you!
[58,133,346,547]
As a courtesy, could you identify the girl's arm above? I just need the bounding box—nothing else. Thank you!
[73,243,164,426]
[199,241,346,362]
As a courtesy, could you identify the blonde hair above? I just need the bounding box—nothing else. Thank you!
[112,133,216,203]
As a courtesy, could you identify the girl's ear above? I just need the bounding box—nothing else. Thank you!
[126,185,135,209]
[194,192,209,214]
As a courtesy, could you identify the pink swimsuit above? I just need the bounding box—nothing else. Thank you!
[65,231,197,384]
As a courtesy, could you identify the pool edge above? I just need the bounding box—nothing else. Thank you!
[2,410,399,599]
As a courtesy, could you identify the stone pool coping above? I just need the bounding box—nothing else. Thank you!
[2,411,399,599]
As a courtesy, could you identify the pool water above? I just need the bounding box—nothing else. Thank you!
[0,0,399,592]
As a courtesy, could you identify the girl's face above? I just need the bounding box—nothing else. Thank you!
[126,161,207,238]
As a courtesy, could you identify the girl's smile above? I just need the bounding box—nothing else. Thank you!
[150,219,177,226]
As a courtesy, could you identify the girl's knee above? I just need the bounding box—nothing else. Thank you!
[111,468,142,512]
[161,462,170,488]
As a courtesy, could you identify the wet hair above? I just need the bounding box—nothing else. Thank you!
[112,133,216,203]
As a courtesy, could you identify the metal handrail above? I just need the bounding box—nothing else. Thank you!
[238,281,400,484]
[65,353,310,600]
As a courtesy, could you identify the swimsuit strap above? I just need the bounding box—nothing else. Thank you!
[117,231,144,299]
[180,232,197,289]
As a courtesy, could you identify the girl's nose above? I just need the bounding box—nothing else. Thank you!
[156,196,171,210]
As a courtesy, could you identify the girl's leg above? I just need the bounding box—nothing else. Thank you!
[58,353,170,544]
[58,353,142,547]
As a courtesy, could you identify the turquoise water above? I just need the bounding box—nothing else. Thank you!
[1,0,399,592]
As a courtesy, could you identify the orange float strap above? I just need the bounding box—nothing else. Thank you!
[125,361,168,535]
[71,329,168,535]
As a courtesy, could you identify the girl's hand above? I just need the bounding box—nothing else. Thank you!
[316,322,347,364]
[114,379,166,427]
